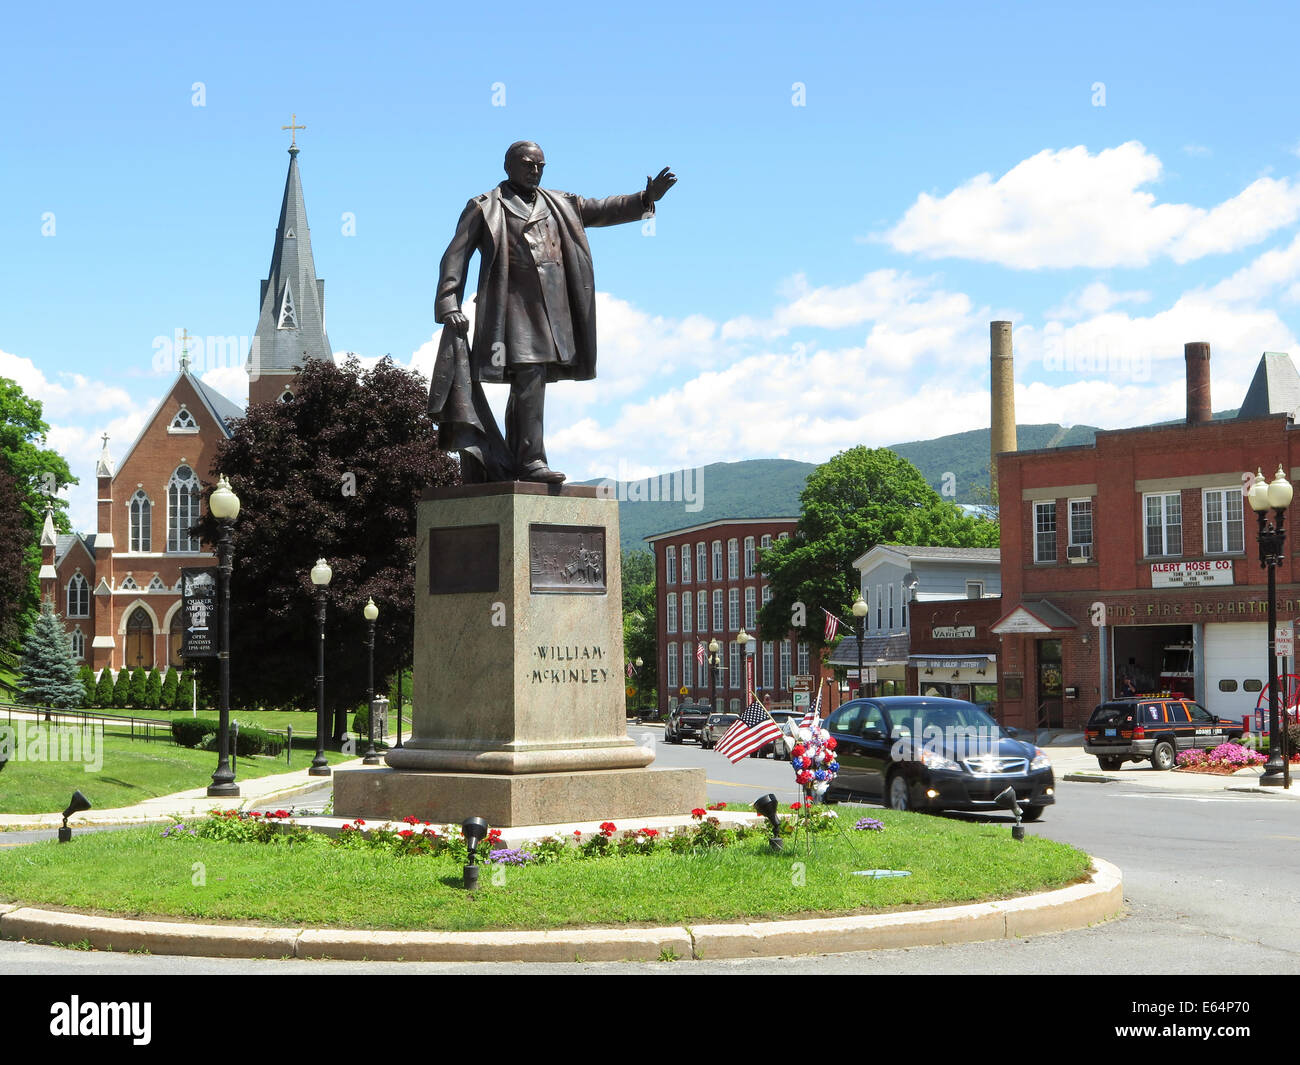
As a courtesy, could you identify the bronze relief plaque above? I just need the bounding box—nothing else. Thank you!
[529,524,606,594]
[428,524,499,595]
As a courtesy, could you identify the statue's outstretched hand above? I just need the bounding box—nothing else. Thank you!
[445,311,470,338]
[645,166,676,203]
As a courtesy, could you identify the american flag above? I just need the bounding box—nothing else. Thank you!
[822,608,841,642]
[625,662,636,679]
[715,696,782,763]
[696,641,706,664]
[799,684,824,729]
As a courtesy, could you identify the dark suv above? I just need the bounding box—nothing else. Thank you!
[1084,697,1245,771]
[665,704,710,744]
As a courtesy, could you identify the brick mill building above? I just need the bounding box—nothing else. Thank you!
[992,343,1300,731]
[37,143,335,672]
[645,518,837,714]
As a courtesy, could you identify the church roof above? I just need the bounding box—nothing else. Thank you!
[1237,351,1300,421]
[54,532,96,565]
[191,375,245,430]
[249,146,332,386]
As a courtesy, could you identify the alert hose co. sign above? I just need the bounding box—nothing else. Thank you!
[180,566,218,659]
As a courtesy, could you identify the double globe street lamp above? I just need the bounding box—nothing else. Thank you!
[707,638,722,709]
[852,592,869,699]
[206,475,240,797]
[1248,465,1293,788]
[309,558,333,777]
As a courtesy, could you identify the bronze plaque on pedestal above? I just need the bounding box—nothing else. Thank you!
[529,524,606,594]
[428,524,499,595]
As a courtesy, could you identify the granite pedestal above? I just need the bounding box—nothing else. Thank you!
[334,482,704,825]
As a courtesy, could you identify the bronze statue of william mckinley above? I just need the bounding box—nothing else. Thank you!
[430,142,675,483]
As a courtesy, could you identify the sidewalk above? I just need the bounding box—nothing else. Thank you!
[1047,745,1300,799]
[0,758,343,828]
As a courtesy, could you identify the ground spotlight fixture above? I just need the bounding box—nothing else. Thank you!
[462,816,489,889]
[58,790,92,843]
[753,793,783,852]
[995,786,1025,841]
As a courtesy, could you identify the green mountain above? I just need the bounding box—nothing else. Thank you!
[600,412,1241,555]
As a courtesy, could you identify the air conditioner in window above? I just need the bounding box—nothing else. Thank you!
[1067,543,1092,562]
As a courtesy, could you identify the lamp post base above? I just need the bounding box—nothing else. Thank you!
[1260,765,1286,788]
[206,783,240,797]
[308,762,332,777]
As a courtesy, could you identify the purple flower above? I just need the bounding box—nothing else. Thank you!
[854,817,885,832]
[484,848,535,866]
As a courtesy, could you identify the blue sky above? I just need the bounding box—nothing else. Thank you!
[5,1,1300,531]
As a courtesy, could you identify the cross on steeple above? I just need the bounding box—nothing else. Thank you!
[179,328,191,372]
[281,113,306,150]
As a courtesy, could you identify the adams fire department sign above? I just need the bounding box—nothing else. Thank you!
[1150,560,1234,588]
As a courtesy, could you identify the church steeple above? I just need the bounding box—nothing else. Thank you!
[248,133,332,406]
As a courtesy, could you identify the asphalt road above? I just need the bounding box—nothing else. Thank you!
[2,731,1297,978]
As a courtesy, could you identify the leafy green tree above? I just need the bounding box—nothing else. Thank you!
[196,356,459,739]
[621,549,658,710]
[94,668,115,708]
[17,600,84,709]
[0,457,34,656]
[759,446,999,647]
[144,668,162,710]
[0,377,76,642]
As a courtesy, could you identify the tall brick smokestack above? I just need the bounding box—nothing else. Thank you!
[1185,341,1211,424]
[990,321,1016,494]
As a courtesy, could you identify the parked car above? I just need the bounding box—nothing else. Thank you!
[1084,697,1245,771]
[822,696,1056,820]
[700,713,739,749]
[665,704,710,744]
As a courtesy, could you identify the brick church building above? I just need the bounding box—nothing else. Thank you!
[37,141,334,673]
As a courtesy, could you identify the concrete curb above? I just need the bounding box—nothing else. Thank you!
[0,858,1123,962]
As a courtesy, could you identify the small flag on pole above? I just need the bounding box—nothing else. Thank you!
[696,641,706,665]
[626,662,635,679]
[822,608,841,642]
[715,696,782,764]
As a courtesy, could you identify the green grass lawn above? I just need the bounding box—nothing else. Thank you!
[0,811,1092,931]
[32,706,406,740]
[0,724,352,814]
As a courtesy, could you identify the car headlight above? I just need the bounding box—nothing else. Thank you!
[920,749,963,772]
[1030,747,1052,770]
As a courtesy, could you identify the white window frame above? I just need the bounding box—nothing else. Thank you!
[711,540,723,580]
[667,643,678,687]
[666,593,677,634]
[168,465,202,554]
[682,591,693,633]
[798,641,810,675]
[727,538,739,579]
[665,546,676,585]
[1144,492,1182,558]
[744,537,755,577]
[681,545,691,584]
[1034,501,1057,564]
[745,586,756,629]
[762,641,774,689]
[712,589,723,631]
[697,592,707,633]
[728,587,739,630]
[129,490,152,552]
[966,580,984,600]
[780,640,791,689]
[1068,497,1093,548]
[696,542,707,583]
[66,573,90,618]
[729,642,740,688]
[1203,487,1244,555]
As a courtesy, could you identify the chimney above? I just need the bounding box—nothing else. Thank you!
[1184,342,1211,424]
[990,322,1016,492]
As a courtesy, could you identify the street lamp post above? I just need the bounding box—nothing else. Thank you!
[708,638,720,709]
[363,597,380,765]
[207,475,240,797]
[852,593,869,698]
[309,559,333,777]
[1248,465,1292,788]
[736,628,753,703]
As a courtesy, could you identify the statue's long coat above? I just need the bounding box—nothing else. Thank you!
[433,183,649,384]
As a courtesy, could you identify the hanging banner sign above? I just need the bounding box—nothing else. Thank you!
[181,566,218,658]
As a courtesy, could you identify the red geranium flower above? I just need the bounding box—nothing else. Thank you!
[790,802,802,810]
[691,808,706,819]
[398,829,413,838]
[599,821,617,835]
[402,815,420,825]
[248,811,262,818]
[354,819,366,826]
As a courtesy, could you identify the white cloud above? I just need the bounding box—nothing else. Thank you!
[0,348,135,419]
[883,142,1300,268]
[1046,282,1152,321]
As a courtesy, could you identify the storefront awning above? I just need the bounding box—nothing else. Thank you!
[907,654,995,671]
[991,600,1078,635]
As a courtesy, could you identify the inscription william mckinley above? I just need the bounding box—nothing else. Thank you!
[529,644,612,685]
[529,524,605,594]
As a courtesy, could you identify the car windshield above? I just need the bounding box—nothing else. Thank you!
[885,701,997,734]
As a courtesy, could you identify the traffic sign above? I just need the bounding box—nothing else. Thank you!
[1277,621,1293,659]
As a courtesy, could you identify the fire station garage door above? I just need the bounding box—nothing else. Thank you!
[1202,623,1267,721]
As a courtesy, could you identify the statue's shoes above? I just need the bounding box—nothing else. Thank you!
[521,466,566,484]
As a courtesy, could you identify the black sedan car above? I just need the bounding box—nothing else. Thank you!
[822,696,1056,821]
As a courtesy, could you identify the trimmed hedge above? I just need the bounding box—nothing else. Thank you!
[171,715,283,757]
